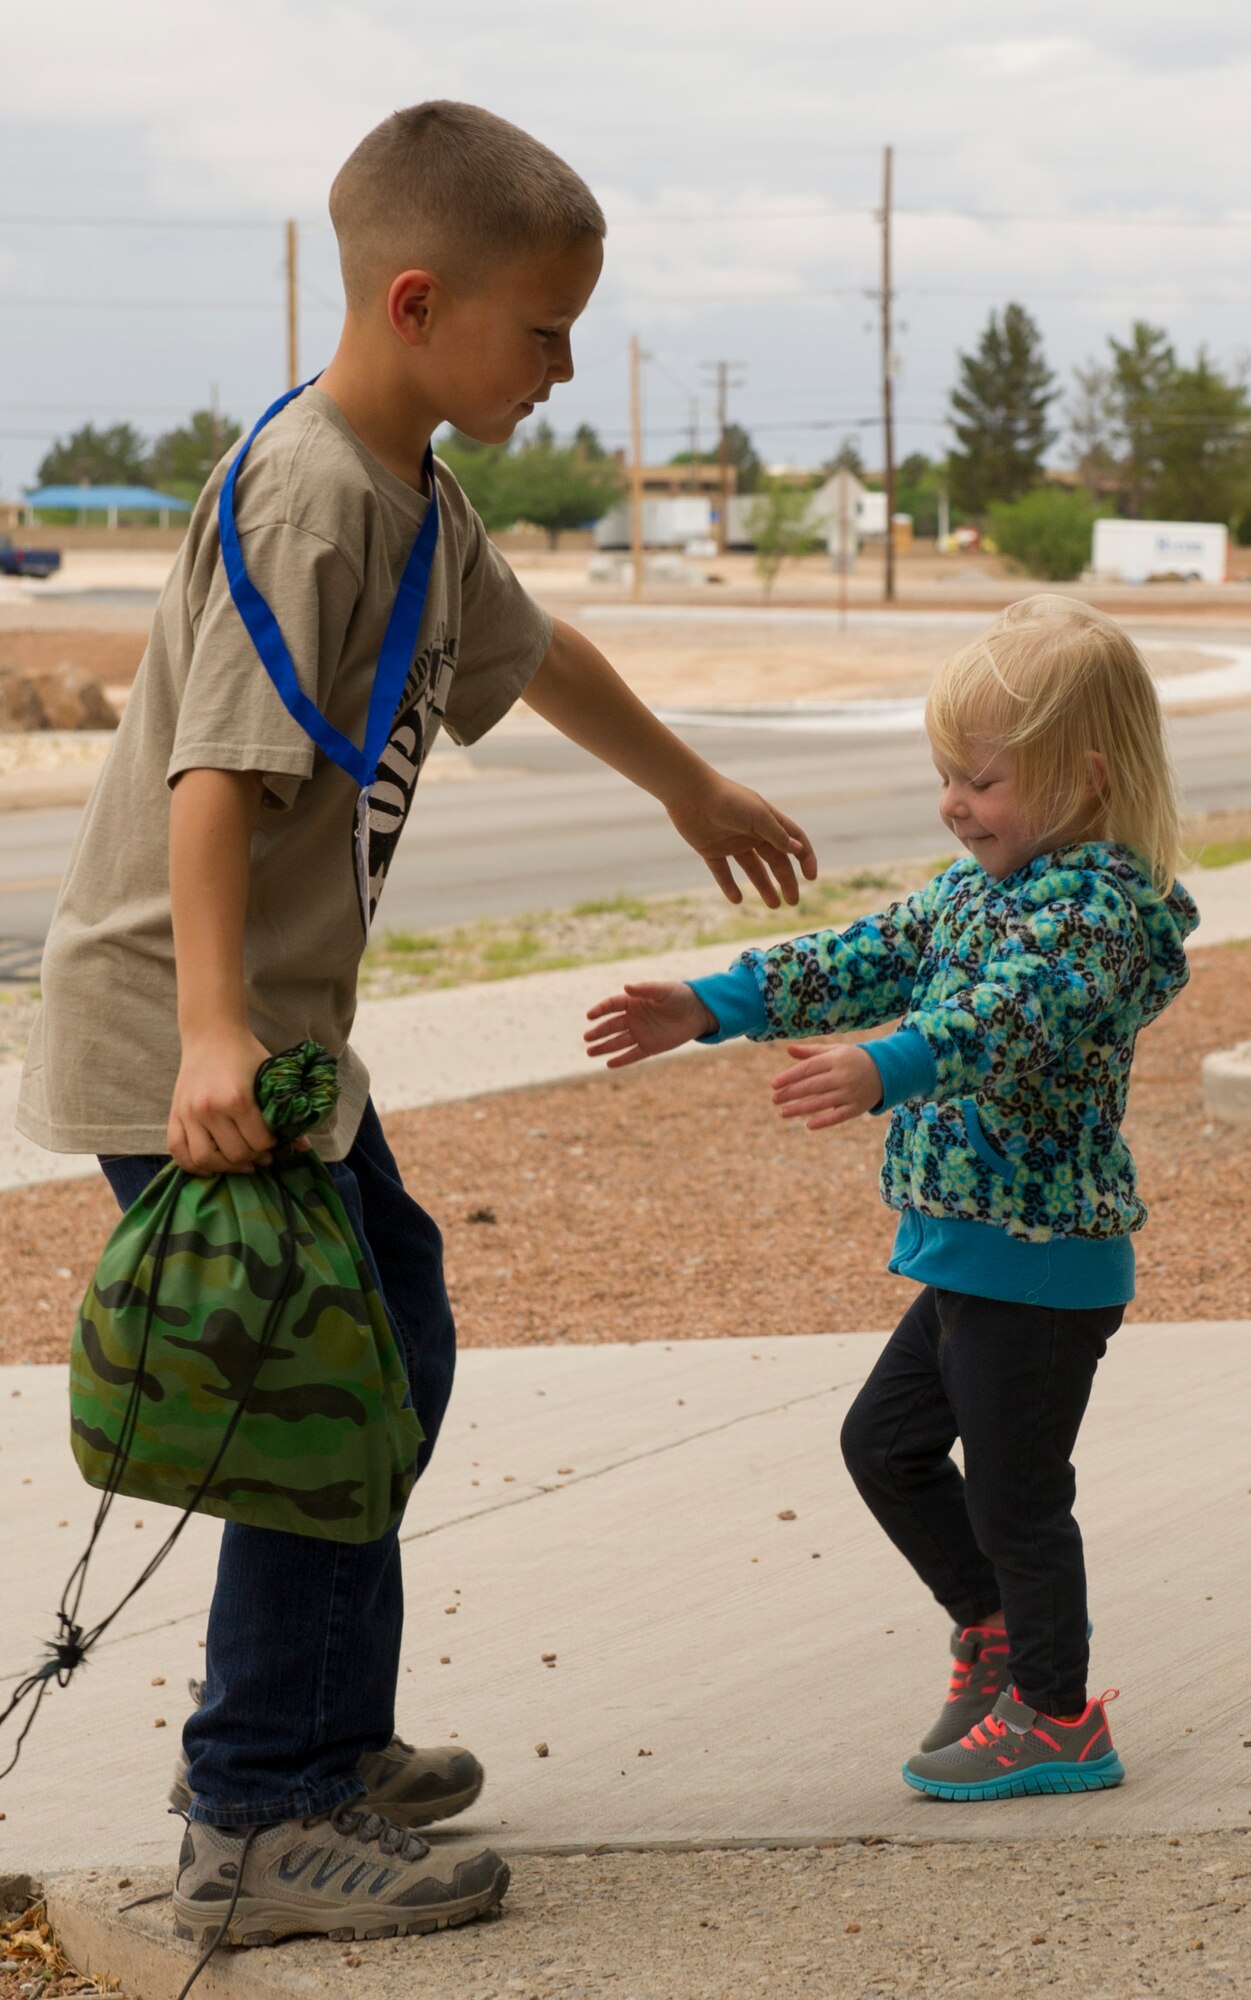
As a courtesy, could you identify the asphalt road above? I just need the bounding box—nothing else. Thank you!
[2,707,1250,970]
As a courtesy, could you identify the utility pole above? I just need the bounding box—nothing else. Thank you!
[703,359,745,555]
[285,219,299,390]
[879,146,896,603]
[629,333,645,603]
[687,398,700,495]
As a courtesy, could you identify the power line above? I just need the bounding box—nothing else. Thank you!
[5,202,1251,232]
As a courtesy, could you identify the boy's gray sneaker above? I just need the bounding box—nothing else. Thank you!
[904,1687,1124,1800]
[171,1804,509,1947]
[919,1621,1011,1753]
[169,1681,484,1827]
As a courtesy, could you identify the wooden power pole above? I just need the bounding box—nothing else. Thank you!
[703,359,745,555]
[285,219,299,389]
[880,147,896,603]
[629,333,645,602]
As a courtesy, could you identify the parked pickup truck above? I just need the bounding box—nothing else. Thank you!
[0,534,61,580]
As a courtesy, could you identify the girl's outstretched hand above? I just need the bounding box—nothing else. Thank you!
[585,981,717,1069]
[772,1042,883,1131]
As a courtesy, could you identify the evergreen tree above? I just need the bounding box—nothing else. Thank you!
[947,303,1058,513]
[1108,321,1176,517]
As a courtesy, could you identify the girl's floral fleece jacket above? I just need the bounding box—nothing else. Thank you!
[689,843,1198,1309]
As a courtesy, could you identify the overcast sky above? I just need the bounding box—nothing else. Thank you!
[2,0,1248,496]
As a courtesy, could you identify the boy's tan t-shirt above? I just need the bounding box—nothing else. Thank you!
[17,388,553,1161]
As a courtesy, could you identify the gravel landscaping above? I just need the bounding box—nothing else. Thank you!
[1,937,1246,1362]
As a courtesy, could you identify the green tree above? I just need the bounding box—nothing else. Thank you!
[987,486,1105,582]
[1066,360,1121,495]
[947,303,1058,514]
[745,479,819,597]
[572,422,609,461]
[435,430,516,531]
[1144,352,1251,523]
[37,422,149,488]
[1108,321,1176,517]
[669,422,764,494]
[147,408,243,500]
[500,431,624,548]
[891,451,961,540]
[821,437,866,480]
[1066,323,1251,523]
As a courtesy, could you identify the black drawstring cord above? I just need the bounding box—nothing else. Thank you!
[0,1161,302,1781]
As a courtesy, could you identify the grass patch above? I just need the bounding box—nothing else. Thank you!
[570,893,653,920]
[1193,836,1251,870]
[358,855,945,1003]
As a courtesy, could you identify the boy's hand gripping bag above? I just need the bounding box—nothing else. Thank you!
[69,1043,423,1543]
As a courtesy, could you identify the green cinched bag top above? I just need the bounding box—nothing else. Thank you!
[69,1042,423,1543]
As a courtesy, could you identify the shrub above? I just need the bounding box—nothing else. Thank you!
[986,486,1105,582]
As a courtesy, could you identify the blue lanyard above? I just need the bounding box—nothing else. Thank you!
[219,380,440,789]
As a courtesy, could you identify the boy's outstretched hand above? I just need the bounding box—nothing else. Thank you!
[772,1042,883,1131]
[585,981,716,1069]
[665,774,817,908]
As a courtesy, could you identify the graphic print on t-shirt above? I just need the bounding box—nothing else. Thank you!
[355,621,457,930]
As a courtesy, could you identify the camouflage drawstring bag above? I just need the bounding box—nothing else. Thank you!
[69,1042,423,1544]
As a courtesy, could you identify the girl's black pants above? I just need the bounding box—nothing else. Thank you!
[840,1285,1123,1716]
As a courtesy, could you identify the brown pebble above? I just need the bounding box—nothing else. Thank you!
[57,1519,68,1528]
[134,1520,143,1529]
[117,1877,131,1889]
[21,1477,31,1485]
[535,1741,549,1757]
[444,1605,457,1615]
[503,1475,515,1483]
[541,1652,557,1663]
[846,1922,861,1934]
[1030,1934,1046,1945]
[345,1954,362,1967]
[154,1718,166,1728]
[440,1656,451,1666]
[777,1509,797,1521]
[637,1748,652,1757]
[557,1467,573,1475]
[151,1676,165,1687]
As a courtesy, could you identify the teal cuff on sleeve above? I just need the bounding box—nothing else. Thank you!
[861,1027,936,1114]
[688,962,768,1044]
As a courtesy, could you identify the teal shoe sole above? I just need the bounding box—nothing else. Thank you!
[902,1750,1125,1801]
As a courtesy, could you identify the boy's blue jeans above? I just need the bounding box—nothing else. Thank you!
[98,1099,455,1829]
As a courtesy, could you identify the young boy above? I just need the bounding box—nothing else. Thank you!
[18,102,815,1947]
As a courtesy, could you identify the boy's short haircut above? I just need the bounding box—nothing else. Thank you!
[330,101,606,306]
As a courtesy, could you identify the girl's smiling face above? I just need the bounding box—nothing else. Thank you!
[931,736,1047,880]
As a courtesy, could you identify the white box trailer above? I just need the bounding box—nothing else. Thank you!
[1092,518,1228,585]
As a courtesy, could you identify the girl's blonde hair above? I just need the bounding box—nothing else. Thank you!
[925,595,1183,893]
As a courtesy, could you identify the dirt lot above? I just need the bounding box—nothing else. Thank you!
[1,937,1246,1363]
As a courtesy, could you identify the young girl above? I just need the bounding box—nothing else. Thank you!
[585,595,1198,1801]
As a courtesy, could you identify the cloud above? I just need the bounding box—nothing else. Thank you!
[2,0,1250,492]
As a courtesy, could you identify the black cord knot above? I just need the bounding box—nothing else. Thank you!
[46,1622,88,1679]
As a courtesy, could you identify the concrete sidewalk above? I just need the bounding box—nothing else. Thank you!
[2,1322,1249,1994]
[2,855,1248,1193]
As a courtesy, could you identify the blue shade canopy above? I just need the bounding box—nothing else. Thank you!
[24,485,192,512]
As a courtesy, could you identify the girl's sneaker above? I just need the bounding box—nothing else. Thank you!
[919,1621,1011,1753]
[919,1618,1095,1753]
[903,1688,1124,1800]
